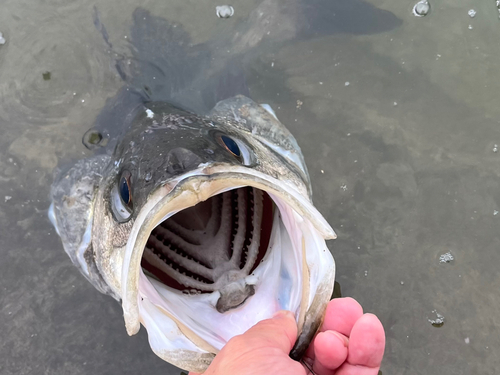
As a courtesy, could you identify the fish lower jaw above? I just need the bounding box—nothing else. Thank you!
[120,176,335,372]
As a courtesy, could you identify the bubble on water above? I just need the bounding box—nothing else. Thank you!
[4,196,12,202]
[468,9,476,18]
[468,24,473,30]
[216,5,234,18]
[494,210,498,216]
[428,310,445,327]
[345,81,350,86]
[439,252,454,263]
[412,1,430,17]
[465,337,470,344]
[82,129,104,150]
[493,144,498,152]
[0,32,5,45]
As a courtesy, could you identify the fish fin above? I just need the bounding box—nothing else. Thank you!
[49,155,119,299]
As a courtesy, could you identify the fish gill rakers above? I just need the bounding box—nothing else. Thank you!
[142,187,264,300]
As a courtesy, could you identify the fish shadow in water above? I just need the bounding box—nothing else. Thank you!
[91,0,401,149]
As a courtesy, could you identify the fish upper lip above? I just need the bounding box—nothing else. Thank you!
[119,165,336,336]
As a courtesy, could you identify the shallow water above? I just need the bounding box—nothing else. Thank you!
[1,0,499,374]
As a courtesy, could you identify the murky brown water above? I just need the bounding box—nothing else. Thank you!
[1,0,499,374]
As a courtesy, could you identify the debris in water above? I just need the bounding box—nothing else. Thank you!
[468,24,473,30]
[400,281,405,285]
[468,9,476,18]
[493,144,498,152]
[439,252,454,263]
[146,109,154,118]
[428,310,445,327]
[42,72,51,81]
[341,184,347,191]
[412,0,430,17]
[320,170,324,174]
[494,210,498,216]
[216,5,234,18]
[345,81,350,86]
[0,32,5,45]
[296,100,303,109]
[465,337,470,344]
[393,102,398,106]
[4,196,12,202]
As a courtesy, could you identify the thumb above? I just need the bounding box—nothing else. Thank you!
[190,311,298,375]
[234,310,298,354]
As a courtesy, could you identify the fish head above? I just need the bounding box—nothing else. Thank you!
[51,96,336,372]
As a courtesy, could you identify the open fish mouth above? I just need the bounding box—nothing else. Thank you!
[119,167,336,371]
[141,186,273,312]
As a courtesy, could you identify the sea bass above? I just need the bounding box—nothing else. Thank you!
[49,95,336,372]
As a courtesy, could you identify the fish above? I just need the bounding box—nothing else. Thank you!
[48,0,401,371]
[49,95,336,372]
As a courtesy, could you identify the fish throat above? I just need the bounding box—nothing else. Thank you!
[141,187,274,313]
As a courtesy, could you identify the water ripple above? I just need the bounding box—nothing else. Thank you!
[0,13,110,125]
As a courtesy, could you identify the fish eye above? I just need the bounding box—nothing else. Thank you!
[119,174,132,207]
[112,170,133,222]
[219,135,241,158]
[216,134,252,165]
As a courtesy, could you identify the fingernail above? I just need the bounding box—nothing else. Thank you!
[329,331,349,347]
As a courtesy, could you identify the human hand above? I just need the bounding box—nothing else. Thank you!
[189,297,385,375]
